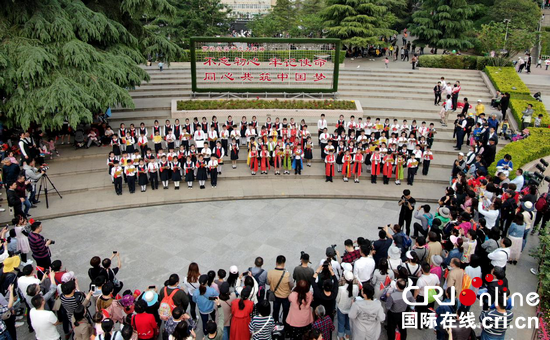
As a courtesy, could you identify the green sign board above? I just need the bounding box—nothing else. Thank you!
[190,37,341,93]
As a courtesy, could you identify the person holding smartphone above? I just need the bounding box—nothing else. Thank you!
[101,252,123,295]
[192,275,219,335]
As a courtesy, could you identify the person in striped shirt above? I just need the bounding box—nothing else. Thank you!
[249,301,274,340]
[28,221,52,278]
[479,294,514,340]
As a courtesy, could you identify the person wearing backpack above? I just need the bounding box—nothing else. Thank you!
[100,253,123,295]
[249,257,268,303]
[413,205,433,239]
[158,274,189,322]
[97,318,124,340]
[385,225,412,262]
[533,190,550,235]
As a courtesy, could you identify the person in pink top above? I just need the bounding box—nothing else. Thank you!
[286,280,314,339]
[430,255,443,280]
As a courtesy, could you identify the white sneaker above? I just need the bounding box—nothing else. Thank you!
[15,321,24,328]
[25,260,34,265]
[0,208,5,212]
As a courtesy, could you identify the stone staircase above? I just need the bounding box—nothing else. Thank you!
[0,66,505,222]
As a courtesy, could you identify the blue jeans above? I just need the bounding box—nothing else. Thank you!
[337,309,351,338]
[222,326,230,340]
[481,331,505,340]
[0,330,12,340]
[22,199,31,215]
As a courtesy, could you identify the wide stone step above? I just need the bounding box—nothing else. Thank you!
[1,178,444,223]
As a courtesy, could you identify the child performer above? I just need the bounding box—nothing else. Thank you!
[171,158,182,190]
[282,144,293,175]
[230,138,239,169]
[303,136,313,167]
[165,129,176,151]
[184,156,195,189]
[382,151,394,185]
[196,154,207,189]
[153,131,163,153]
[292,145,304,175]
[422,147,433,176]
[107,152,117,176]
[395,153,405,185]
[111,135,121,156]
[159,155,171,189]
[325,149,336,182]
[248,145,259,175]
[221,125,229,154]
[137,159,148,192]
[138,132,148,158]
[407,155,419,186]
[125,159,136,194]
[208,155,219,188]
[336,141,345,173]
[111,160,123,195]
[273,145,283,175]
[352,150,363,183]
[181,127,191,152]
[260,145,270,175]
[342,150,352,182]
[213,141,224,175]
[370,147,382,184]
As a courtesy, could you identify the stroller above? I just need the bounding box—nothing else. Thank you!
[73,126,86,149]
[534,92,542,102]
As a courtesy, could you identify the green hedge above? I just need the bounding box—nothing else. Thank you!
[417,55,512,70]
[175,50,346,64]
[488,128,550,178]
[484,66,531,95]
[177,99,356,111]
[484,66,550,127]
[510,96,550,128]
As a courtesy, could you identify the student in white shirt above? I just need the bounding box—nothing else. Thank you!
[487,238,512,268]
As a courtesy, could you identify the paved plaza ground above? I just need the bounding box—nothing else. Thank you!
[17,199,539,340]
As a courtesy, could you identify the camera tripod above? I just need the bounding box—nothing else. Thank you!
[37,174,62,209]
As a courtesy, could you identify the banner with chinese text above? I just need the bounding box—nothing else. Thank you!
[190,37,341,93]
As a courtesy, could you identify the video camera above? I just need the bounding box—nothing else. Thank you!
[526,159,550,186]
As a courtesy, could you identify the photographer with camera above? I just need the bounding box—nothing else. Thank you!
[23,158,45,205]
[28,221,53,279]
[398,189,416,236]
[318,246,342,280]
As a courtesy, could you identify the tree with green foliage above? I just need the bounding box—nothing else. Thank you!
[0,0,184,130]
[408,0,477,50]
[489,0,541,32]
[250,0,298,37]
[477,22,537,57]
[292,0,326,37]
[322,0,400,47]
[149,0,230,47]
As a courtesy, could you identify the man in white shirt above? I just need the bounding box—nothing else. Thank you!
[510,169,525,192]
[30,295,61,340]
[317,114,327,139]
[478,200,500,229]
[415,263,440,316]
[353,243,375,285]
[17,265,40,300]
[487,238,512,269]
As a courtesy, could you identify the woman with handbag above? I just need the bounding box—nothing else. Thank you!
[249,301,274,340]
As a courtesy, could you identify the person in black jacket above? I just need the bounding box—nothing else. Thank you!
[311,268,338,321]
[1,158,20,186]
[484,140,497,167]
[6,182,23,218]
[500,93,510,119]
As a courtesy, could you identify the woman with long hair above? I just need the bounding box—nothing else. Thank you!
[170,319,195,340]
[226,266,240,293]
[335,271,359,340]
[286,280,313,339]
[236,275,259,304]
[230,286,254,340]
[192,274,219,335]
[97,318,123,340]
[207,270,219,293]
[371,258,395,300]
[508,212,526,265]
[183,262,200,320]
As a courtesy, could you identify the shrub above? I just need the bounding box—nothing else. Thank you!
[176,99,357,111]
[509,97,550,129]
[174,50,346,64]
[417,55,512,70]
[484,67,550,127]
[487,128,550,178]
[484,66,531,95]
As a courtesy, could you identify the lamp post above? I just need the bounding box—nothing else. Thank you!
[503,19,511,52]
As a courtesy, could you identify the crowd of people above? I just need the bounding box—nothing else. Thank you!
[3,169,548,340]
[105,114,439,193]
